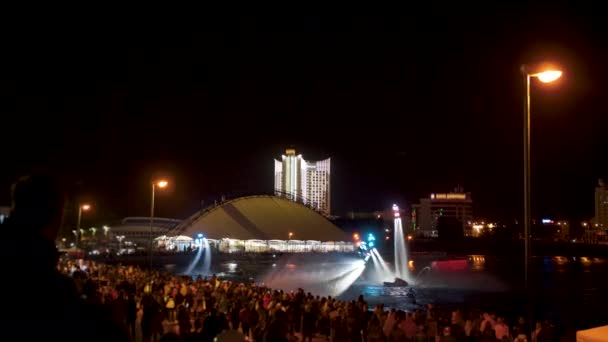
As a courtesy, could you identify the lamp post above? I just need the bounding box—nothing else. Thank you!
[521,65,562,291]
[149,180,168,269]
[520,64,562,333]
[76,203,91,247]
[89,227,97,245]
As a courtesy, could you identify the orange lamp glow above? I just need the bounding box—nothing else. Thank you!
[535,70,562,83]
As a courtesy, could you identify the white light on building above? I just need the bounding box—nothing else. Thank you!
[274,149,331,215]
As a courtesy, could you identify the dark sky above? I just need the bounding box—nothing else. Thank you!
[1,5,607,225]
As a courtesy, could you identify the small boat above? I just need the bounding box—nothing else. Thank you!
[383,277,409,287]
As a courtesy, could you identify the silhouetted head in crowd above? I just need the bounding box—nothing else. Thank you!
[9,174,65,241]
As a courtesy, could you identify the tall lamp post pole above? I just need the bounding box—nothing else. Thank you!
[76,203,91,247]
[149,180,168,269]
[520,65,562,290]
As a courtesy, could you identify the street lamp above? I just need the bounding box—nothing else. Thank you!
[117,235,125,253]
[103,225,110,237]
[521,64,562,290]
[520,65,562,331]
[149,180,168,268]
[76,203,91,247]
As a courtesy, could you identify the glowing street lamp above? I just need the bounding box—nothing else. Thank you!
[519,65,563,331]
[116,235,125,252]
[520,63,562,291]
[76,203,91,232]
[353,233,360,240]
[536,70,562,83]
[149,180,169,268]
[75,203,91,246]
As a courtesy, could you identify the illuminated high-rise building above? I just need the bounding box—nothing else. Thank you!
[274,149,331,215]
[412,187,472,237]
[594,179,608,230]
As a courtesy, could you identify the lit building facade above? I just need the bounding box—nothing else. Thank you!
[594,179,608,231]
[274,149,331,215]
[412,189,473,237]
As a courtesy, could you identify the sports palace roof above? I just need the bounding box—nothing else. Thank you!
[171,195,349,242]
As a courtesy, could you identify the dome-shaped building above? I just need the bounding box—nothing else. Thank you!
[168,195,353,253]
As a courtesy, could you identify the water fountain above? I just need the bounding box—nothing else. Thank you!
[261,255,365,297]
[371,248,393,281]
[414,266,432,286]
[393,204,412,283]
[184,237,211,276]
[201,238,211,275]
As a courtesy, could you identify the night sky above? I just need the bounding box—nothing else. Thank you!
[1,6,607,225]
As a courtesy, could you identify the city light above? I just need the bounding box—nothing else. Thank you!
[81,204,91,211]
[156,180,168,188]
[369,242,374,248]
[367,233,375,242]
[353,233,359,240]
[536,70,562,83]
[197,233,203,239]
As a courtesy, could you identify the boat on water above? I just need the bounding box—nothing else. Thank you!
[383,277,409,287]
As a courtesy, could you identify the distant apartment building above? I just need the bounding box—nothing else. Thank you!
[412,187,472,237]
[274,149,331,215]
[594,179,608,231]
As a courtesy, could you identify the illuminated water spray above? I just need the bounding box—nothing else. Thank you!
[393,204,411,282]
[185,235,211,275]
[371,248,393,281]
[201,238,211,275]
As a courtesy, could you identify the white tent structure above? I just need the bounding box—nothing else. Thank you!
[155,235,193,251]
[577,326,608,342]
[167,195,354,253]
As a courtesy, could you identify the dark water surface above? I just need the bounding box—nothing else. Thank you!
[341,255,608,335]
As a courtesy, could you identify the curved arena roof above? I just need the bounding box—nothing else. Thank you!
[173,195,348,241]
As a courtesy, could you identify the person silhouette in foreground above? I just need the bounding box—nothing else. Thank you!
[0,174,130,341]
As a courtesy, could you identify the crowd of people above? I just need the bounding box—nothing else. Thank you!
[0,175,558,341]
[60,258,556,342]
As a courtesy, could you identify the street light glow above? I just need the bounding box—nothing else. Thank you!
[81,204,91,211]
[156,180,168,188]
[534,70,562,83]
